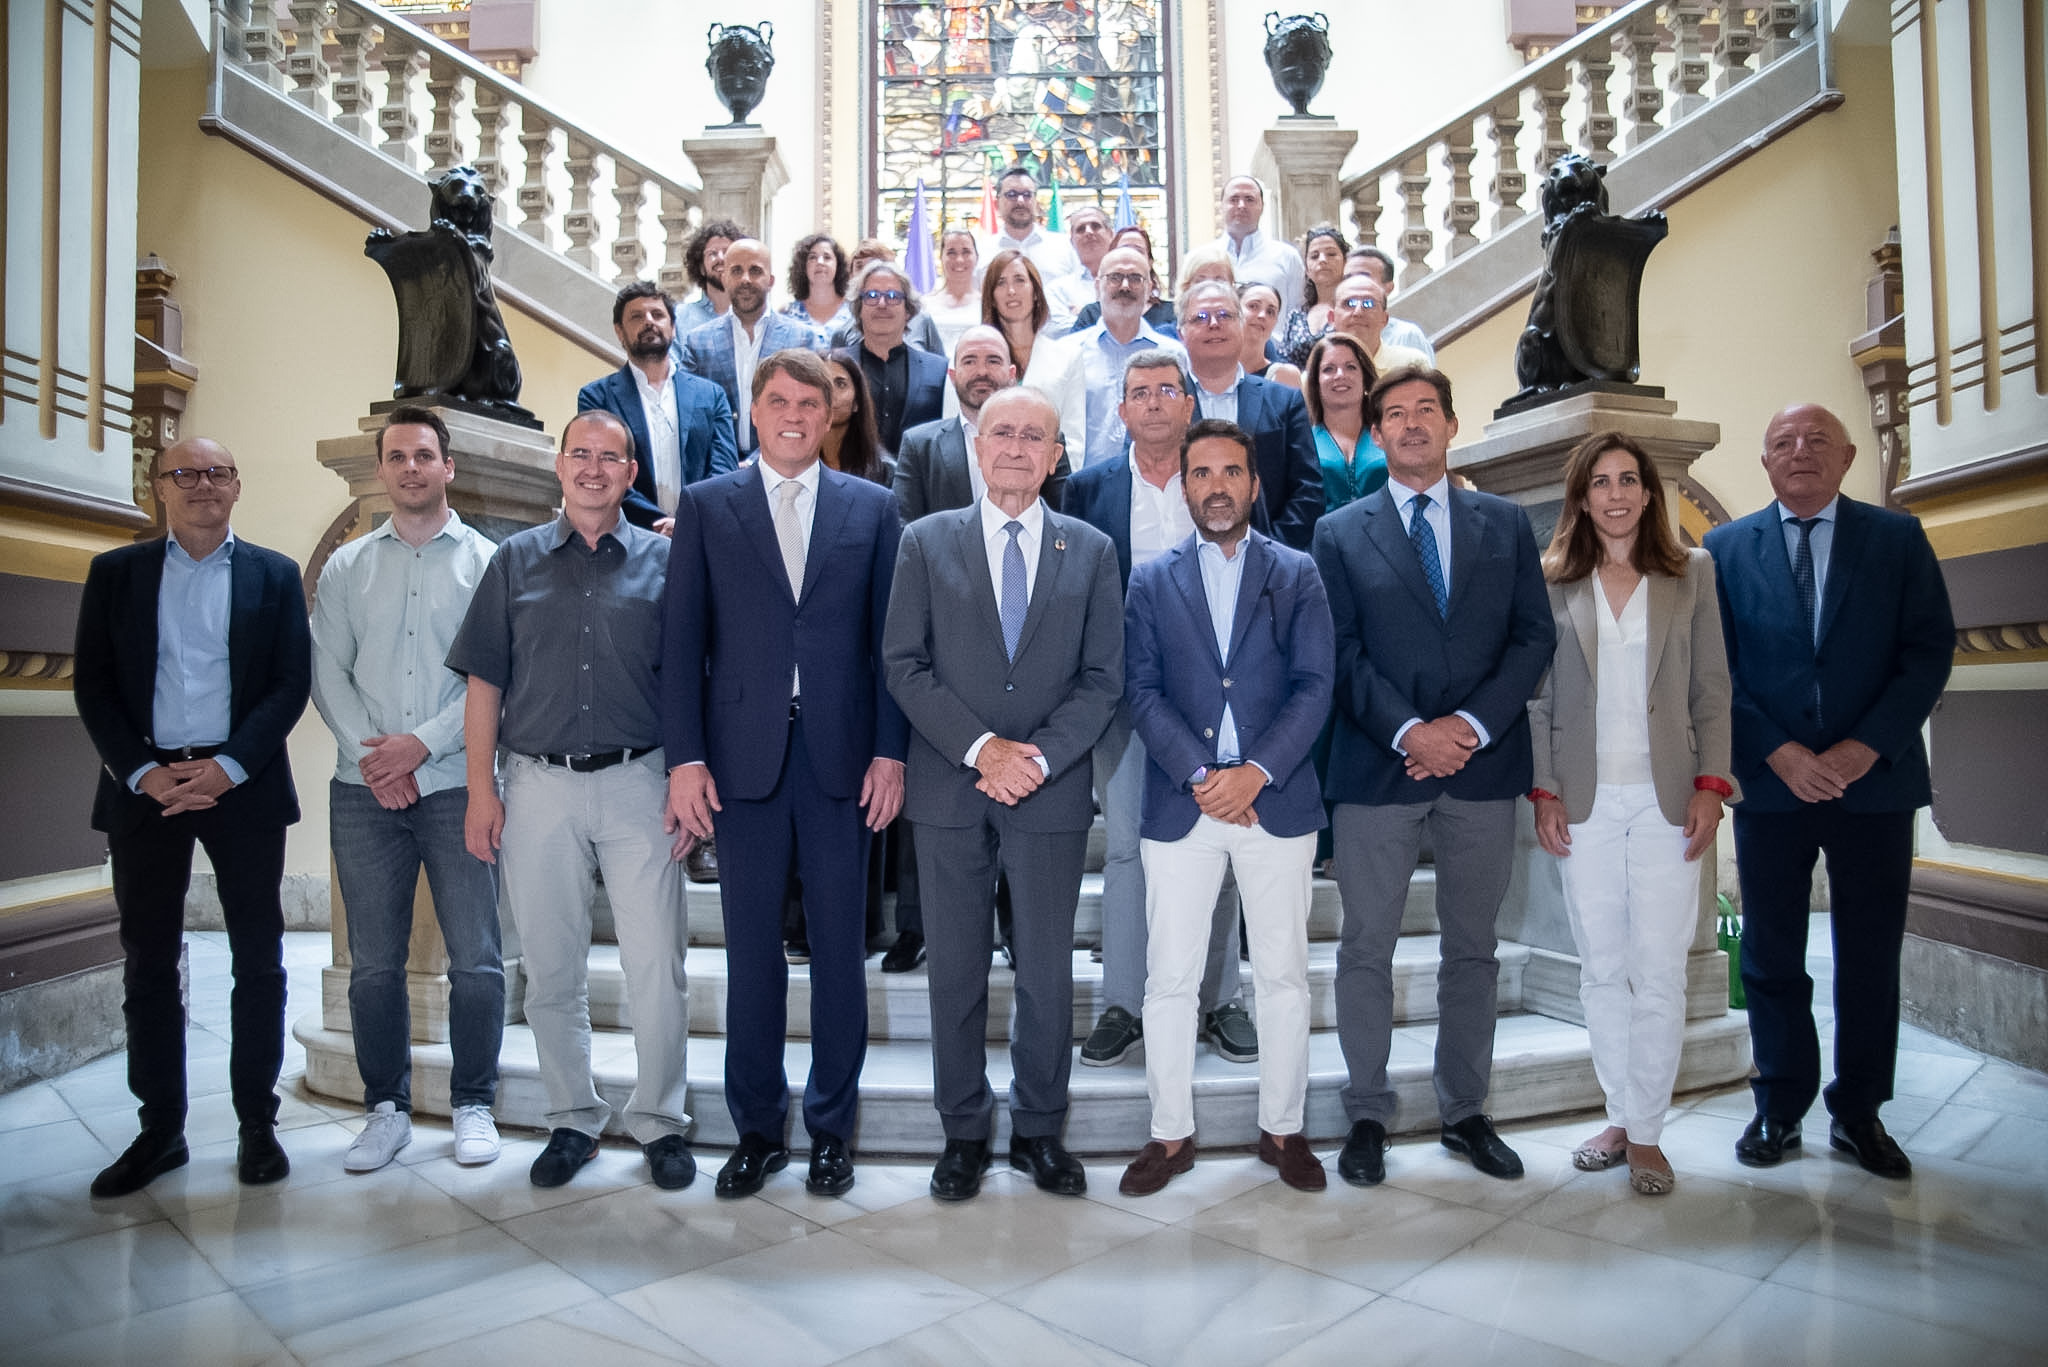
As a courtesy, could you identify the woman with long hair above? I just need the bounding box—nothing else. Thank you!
[1279,224,1349,366]
[784,234,850,332]
[820,351,891,486]
[1300,333,1381,509]
[925,228,983,352]
[981,247,1086,459]
[1238,281,1302,388]
[1527,432,1736,1197]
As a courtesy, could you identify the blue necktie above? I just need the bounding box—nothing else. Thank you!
[1409,492,1447,618]
[1791,516,1821,723]
[1000,520,1027,660]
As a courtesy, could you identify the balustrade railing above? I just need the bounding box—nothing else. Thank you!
[238,0,704,296]
[1340,1,1808,289]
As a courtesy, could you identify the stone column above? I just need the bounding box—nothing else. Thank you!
[1253,122,1358,246]
[679,130,789,243]
[1452,389,1734,1025]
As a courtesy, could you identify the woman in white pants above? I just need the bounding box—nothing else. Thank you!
[1528,432,1736,1194]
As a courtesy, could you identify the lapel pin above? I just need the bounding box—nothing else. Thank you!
[1054,538,1066,551]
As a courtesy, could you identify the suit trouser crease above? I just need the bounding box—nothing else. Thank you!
[500,751,690,1142]
[1141,817,1316,1140]
[1556,782,1699,1144]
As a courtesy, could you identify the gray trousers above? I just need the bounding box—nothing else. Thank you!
[1331,795,1513,1126]
[917,813,1087,1142]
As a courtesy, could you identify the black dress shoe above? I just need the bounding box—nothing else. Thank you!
[807,1131,856,1195]
[684,836,719,884]
[529,1127,599,1188]
[930,1138,992,1201]
[237,1124,291,1186]
[1008,1133,1086,1195]
[644,1134,697,1190]
[880,930,926,974]
[716,1131,789,1198]
[1337,1119,1387,1187]
[1830,1117,1911,1179]
[1441,1115,1523,1179]
[1734,1113,1803,1168]
[91,1130,188,1198]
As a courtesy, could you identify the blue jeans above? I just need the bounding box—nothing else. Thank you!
[332,780,504,1111]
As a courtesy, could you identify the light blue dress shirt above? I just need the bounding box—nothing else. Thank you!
[1076,321,1185,467]
[1197,535,1249,767]
[135,531,246,789]
[1775,495,1839,640]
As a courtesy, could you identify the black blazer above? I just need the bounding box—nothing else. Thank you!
[73,536,312,834]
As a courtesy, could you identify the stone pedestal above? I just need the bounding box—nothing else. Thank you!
[1455,391,1734,1025]
[1253,122,1358,247]
[680,129,788,245]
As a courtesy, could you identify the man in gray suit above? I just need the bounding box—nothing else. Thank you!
[884,385,1124,1202]
[894,326,1069,523]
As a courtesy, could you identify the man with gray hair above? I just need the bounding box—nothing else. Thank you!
[1070,245,1186,468]
[1345,246,1435,362]
[843,259,946,457]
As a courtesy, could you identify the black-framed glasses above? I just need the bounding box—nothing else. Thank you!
[999,189,1039,202]
[861,288,907,304]
[156,466,239,489]
[1101,271,1148,287]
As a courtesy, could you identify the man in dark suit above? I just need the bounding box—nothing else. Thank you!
[1311,365,1554,1187]
[1705,403,1952,1179]
[664,349,908,1199]
[840,261,946,458]
[884,385,1124,1201]
[577,281,737,534]
[1177,279,1323,550]
[678,238,825,458]
[1117,420,1335,1198]
[73,437,311,1197]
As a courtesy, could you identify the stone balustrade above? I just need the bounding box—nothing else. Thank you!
[241,0,703,297]
[1341,1,1805,287]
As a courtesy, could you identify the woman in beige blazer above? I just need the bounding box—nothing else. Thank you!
[1527,432,1736,1195]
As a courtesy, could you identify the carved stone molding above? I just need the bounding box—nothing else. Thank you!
[0,651,74,682]
[1954,623,2048,659]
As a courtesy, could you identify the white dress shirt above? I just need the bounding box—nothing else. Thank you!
[1592,576,1653,786]
[963,495,1051,774]
[631,363,684,515]
[727,311,768,450]
[1128,454,1194,568]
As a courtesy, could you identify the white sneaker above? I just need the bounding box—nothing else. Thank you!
[344,1101,413,1172]
[452,1104,501,1166]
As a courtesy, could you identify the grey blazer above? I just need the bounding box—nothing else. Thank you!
[1527,547,1738,826]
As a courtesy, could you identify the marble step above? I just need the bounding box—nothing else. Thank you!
[294,1008,1754,1155]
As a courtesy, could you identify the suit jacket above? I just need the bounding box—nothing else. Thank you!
[1704,495,1952,814]
[1211,374,1323,551]
[1311,483,1554,806]
[1125,530,1335,841]
[1526,548,1737,826]
[892,416,1069,523]
[677,312,826,456]
[883,504,1123,832]
[73,536,312,835]
[661,465,908,801]
[1060,451,1136,592]
[576,363,738,528]
[834,344,947,458]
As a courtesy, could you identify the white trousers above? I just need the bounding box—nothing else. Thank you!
[499,750,691,1143]
[1557,781,1700,1144]
[1140,816,1316,1140]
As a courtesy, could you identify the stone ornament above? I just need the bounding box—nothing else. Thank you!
[1263,13,1333,119]
[708,22,776,128]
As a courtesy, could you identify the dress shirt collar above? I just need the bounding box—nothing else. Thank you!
[979,493,1045,543]
[545,510,625,551]
[1128,448,1183,493]
[996,226,1047,252]
[1775,495,1840,527]
[364,508,462,546]
[1226,228,1267,259]
[1388,473,1452,517]
[166,527,236,565]
[760,455,823,502]
[1196,364,1247,398]
[1197,531,1250,566]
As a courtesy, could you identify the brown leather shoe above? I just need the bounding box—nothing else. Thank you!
[1118,1139,1196,1196]
[1260,1131,1327,1192]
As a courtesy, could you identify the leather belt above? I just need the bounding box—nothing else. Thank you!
[525,746,655,773]
[151,745,222,763]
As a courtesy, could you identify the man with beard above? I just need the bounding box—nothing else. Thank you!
[1071,246,1185,468]
[680,238,828,458]
[675,218,745,333]
[579,281,738,534]
[894,326,1069,523]
[1117,419,1334,1196]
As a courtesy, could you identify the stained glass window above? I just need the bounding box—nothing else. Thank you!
[873,2,1173,266]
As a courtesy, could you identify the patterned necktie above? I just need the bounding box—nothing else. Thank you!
[1409,492,1448,618]
[1000,520,1027,660]
[1791,516,1821,724]
[774,479,806,599]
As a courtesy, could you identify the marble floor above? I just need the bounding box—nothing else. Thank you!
[4,927,2046,1366]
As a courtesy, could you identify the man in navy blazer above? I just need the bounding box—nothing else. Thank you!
[1311,366,1554,1187]
[73,437,311,1197]
[1117,420,1335,1198]
[1705,403,1952,1179]
[838,261,946,458]
[576,281,737,533]
[1177,280,1323,550]
[663,349,908,1200]
[678,238,825,458]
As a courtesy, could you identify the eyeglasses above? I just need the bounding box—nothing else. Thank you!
[1101,271,1148,287]
[566,449,631,468]
[1337,297,1382,312]
[156,466,239,488]
[984,425,1050,445]
[999,189,1039,202]
[1186,308,1239,328]
[1124,384,1183,404]
[861,288,906,304]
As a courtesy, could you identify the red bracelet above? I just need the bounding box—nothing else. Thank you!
[1527,787,1559,804]
[1694,775,1734,798]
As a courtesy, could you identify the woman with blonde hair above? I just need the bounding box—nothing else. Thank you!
[1527,431,1736,1196]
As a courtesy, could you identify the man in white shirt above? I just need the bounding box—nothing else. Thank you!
[983,165,1086,330]
[311,406,505,1173]
[1071,246,1186,469]
[1206,177,1304,323]
[679,239,827,457]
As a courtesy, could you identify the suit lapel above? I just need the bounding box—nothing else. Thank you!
[1646,570,1677,690]
[953,506,1006,651]
[1363,489,1439,619]
[226,540,262,720]
[1752,511,1808,649]
[799,468,853,607]
[1167,542,1222,668]
[1444,486,1483,618]
[1815,498,1863,647]
[1225,534,1276,666]
[1011,508,1069,662]
[940,422,973,510]
[1566,577,1599,688]
[729,467,795,602]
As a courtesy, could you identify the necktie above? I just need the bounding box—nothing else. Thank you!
[1409,492,1447,618]
[1791,516,1821,723]
[1000,520,1027,660]
[774,479,806,599]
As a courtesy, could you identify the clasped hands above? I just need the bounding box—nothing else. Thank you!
[974,737,1045,806]
[1766,737,1877,805]
[1194,764,1264,827]
[139,758,234,816]
[1402,715,1480,780]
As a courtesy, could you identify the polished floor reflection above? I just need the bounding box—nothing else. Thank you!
[3,927,2045,1365]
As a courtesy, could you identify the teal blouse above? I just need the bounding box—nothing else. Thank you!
[1315,426,1388,511]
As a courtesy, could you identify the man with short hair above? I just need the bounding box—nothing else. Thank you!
[679,238,826,457]
[1344,245,1435,362]
[1332,273,1431,378]
[1311,365,1554,1189]
[312,406,505,1173]
[1118,419,1335,1197]
[676,219,745,333]
[1048,203,1113,323]
[983,165,1086,330]
[76,438,310,1197]
[1065,353,1258,1072]
[1205,176,1305,319]
[578,281,738,535]
[448,409,694,1192]
[843,260,947,457]
[1177,279,1323,549]
[884,385,1124,1202]
[1706,403,1952,1180]
[1071,245,1186,468]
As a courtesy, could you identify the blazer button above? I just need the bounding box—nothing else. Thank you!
[1005,683,1015,692]
[1222,678,1232,689]
[1204,727,1214,739]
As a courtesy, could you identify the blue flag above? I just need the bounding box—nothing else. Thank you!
[904,180,936,293]
[1113,172,1137,231]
